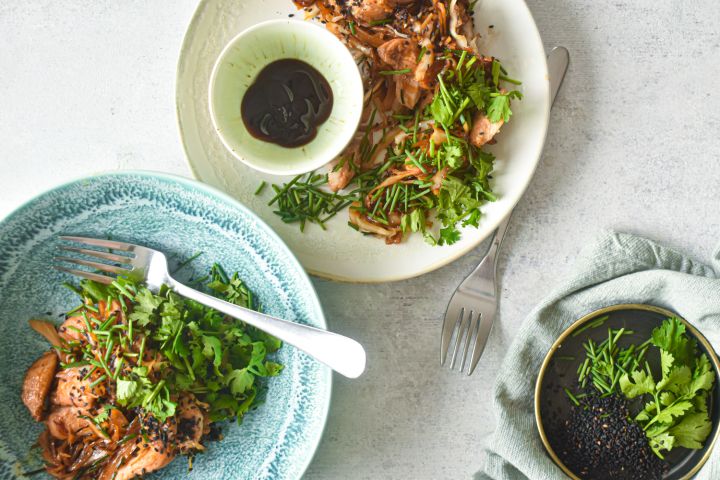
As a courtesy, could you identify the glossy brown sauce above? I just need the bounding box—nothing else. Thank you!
[241,59,333,148]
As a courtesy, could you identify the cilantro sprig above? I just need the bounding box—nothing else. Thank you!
[620,317,715,458]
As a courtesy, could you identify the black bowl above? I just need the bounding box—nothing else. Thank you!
[535,304,720,479]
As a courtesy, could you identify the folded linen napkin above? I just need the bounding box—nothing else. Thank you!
[476,231,720,479]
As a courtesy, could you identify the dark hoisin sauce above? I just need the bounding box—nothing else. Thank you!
[241,59,333,148]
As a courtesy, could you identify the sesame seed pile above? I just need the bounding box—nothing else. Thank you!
[550,393,667,479]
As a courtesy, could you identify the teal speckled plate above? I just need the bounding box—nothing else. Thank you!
[0,171,331,480]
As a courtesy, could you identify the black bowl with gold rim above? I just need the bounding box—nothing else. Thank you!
[535,304,720,480]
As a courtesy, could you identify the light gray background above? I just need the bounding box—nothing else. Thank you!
[1,1,719,479]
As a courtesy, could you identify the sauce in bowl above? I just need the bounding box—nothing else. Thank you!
[240,59,334,148]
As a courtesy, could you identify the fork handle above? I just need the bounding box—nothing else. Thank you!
[167,279,366,378]
[471,212,512,279]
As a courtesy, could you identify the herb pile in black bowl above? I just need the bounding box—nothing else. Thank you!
[538,309,719,480]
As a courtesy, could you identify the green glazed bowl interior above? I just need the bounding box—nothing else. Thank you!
[0,171,331,480]
[208,19,364,175]
[535,304,720,480]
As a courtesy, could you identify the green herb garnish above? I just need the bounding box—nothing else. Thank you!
[379,68,412,76]
[620,317,715,458]
[64,264,283,424]
[268,50,520,245]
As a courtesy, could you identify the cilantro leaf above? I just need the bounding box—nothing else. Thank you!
[636,400,656,422]
[653,400,693,424]
[465,82,490,110]
[462,209,482,228]
[651,317,697,366]
[659,391,676,406]
[656,366,692,394]
[116,379,138,404]
[620,370,656,398]
[648,432,675,458]
[429,94,453,126]
[688,354,715,395]
[129,288,162,326]
[438,226,461,246]
[443,144,464,170]
[486,90,522,123]
[264,361,283,376]
[226,368,255,396]
[668,412,712,449]
[202,335,223,367]
[660,350,674,379]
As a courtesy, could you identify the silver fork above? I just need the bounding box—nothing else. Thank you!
[440,47,570,375]
[54,236,366,378]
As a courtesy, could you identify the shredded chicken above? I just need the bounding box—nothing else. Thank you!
[100,416,177,480]
[176,393,210,453]
[23,297,209,479]
[52,367,105,409]
[351,0,395,23]
[469,111,504,147]
[349,202,401,241]
[292,0,496,242]
[58,315,88,343]
[46,406,95,440]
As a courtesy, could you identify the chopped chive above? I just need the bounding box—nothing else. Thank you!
[82,366,98,381]
[405,149,427,174]
[175,251,203,273]
[564,388,580,406]
[379,68,412,76]
[113,358,124,380]
[138,336,146,363]
[572,315,610,337]
[499,74,522,85]
[417,46,427,63]
[409,188,431,201]
[90,374,107,388]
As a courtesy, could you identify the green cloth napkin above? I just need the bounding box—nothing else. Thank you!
[476,231,720,479]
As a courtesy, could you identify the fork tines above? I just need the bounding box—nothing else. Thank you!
[53,236,135,284]
[441,307,483,375]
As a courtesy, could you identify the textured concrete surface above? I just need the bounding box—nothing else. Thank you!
[1,1,720,479]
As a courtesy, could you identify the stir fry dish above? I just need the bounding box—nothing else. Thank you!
[263,0,521,245]
[21,265,282,479]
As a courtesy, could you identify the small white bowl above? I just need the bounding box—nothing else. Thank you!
[208,19,364,176]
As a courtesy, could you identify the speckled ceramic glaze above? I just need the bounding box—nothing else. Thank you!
[0,171,331,480]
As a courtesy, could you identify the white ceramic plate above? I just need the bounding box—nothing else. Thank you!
[176,0,550,283]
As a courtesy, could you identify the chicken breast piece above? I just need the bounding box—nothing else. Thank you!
[103,415,177,480]
[377,38,419,71]
[352,0,395,23]
[51,366,105,409]
[176,393,210,453]
[22,351,58,421]
[377,39,423,109]
[469,111,503,147]
[58,315,88,343]
[46,406,94,440]
[351,0,416,23]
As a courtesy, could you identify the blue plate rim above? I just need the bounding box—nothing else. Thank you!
[0,169,333,480]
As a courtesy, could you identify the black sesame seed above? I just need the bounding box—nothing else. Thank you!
[548,393,667,479]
